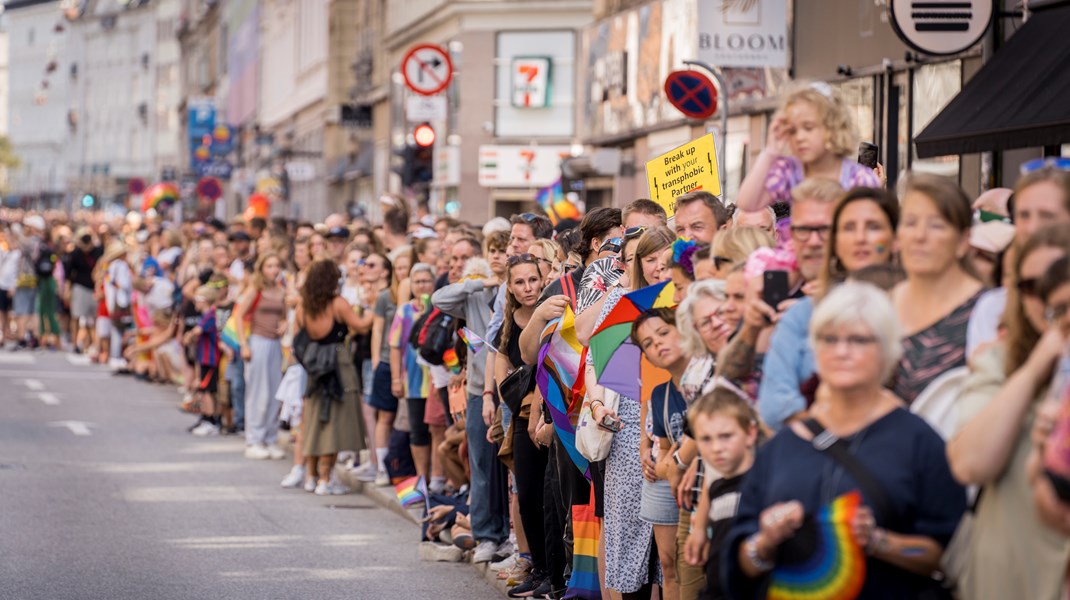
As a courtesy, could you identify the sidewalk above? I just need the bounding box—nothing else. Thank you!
[334,469,511,597]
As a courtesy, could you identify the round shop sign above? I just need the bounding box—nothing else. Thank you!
[890,0,993,56]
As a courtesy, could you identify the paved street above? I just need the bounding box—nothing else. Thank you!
[0,352,496,600]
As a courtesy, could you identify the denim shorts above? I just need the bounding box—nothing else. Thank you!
[639,479,679,525]
[13,288,36,316]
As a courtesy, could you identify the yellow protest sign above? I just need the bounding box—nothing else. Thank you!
[645,133,721,217]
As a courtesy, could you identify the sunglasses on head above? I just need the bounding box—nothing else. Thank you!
[518,213,540,223]
[623,226,647,240]
[507,253,541,266]
[1020,157,1070,176]
[599,237,623,254]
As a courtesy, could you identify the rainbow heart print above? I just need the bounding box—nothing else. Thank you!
[767,490,866,600]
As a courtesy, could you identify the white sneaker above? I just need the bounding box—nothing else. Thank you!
[373,471,390,487]
[493,539,516,562]
[314,480,330,496]
[244,445,271,460]
[352,462,377,482]
[191,422,220,437]
[326,477,351,495]
[303,478,317,493]
[280,465,306,488]
[491,552,518,572]
[266,444,286,460]
[472,540,499,563]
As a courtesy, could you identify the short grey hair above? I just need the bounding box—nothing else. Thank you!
[809,281,903,381]
[410,262,435,277]
[732,206,776,228]
[677,279,728,357]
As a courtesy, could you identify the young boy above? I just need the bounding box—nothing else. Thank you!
[684,383,760,600]
[183,285,222,436]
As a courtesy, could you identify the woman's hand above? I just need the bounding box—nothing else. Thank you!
[1028,327,1068,375]
[641,448,657,483]
[240,344,252,361]
[850,505,879,551]
[677,458,699,511]
[535,420,555,447]
[391,378,404,399]
[482,395,495,428]
[757,501,805,550]
[534,294,569,322]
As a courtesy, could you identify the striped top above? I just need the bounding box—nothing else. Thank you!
[892,292,981,405]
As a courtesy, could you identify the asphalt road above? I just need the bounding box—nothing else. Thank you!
[0,352,496,600]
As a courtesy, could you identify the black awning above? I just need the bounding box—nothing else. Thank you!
[914,2,1070,158]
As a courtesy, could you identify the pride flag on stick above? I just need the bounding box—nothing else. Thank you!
[394,475,428,509]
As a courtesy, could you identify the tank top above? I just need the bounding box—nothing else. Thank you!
[250,286,286,339]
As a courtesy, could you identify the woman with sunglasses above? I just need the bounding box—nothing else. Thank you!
[759,187,899,431]
[494,253,566,598]
[948,225,1070,600]
[582,226,675,599]
[708,227,776,279]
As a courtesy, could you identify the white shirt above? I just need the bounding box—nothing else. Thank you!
[0,247,21,291]
[966,287,1007,359]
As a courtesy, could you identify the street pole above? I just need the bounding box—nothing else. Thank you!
[683,60,728,199]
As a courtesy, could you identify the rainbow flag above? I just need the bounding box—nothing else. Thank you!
[537,305,590,479]
[536,179,582,226]
[220,316,242,352]
[768,491,866,600]
[458,327,487,355]
[394,475,428,508]
[564,489,601,599]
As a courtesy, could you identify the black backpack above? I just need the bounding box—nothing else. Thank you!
[411,307,458,366]
[35,244,56,278]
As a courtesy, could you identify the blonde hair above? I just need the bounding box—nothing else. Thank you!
[530,239,563,265]
[781,82,860,159]
[629,226,675,290]
[790,177,845,206]
[711,227,775,266]
[250,253,280,291]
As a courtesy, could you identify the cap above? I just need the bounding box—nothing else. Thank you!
[412,227,438,240]
[970,221,1015,254]
[326,226,350,240]
[228,231,252,242]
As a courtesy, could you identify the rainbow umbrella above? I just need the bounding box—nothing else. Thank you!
[589,280,675,401]
[141,182,179,213]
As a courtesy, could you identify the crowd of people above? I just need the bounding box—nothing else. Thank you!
[2,81,1070,600]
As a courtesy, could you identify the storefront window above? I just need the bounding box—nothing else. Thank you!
[912,61,962,178]
[834,77,875,146]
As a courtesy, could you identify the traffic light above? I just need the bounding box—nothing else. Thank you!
[392,123,435,187]
[81,193,96,208]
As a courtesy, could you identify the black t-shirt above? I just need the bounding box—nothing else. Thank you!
[700,474,744,600]
[495,317,525,369]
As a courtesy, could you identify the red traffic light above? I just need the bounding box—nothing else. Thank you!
[413,123,436,147]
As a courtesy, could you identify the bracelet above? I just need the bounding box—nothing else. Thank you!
[590,399,604,411]
[744,533,773,572]
[482,391,494,398]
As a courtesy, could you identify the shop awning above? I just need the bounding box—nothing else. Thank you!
[914,1,1070,158]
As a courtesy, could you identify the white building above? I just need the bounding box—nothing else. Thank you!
[66,0,159,203]
[5,0,72,206]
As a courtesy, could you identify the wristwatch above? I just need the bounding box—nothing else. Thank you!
[672,449,688,471]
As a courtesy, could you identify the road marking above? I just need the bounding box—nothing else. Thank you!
[23,379,44,391]
[48,420,93,436]
[0,370,111,380]
[36,392,60,405]
[0,354,35,365]
[123,486,247,502]
[92,462,239,474]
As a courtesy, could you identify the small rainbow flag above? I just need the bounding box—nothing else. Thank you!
[768,490,866,600]
[536,179,583,226]
[442,348,461,375]
[563,489,601,599]
[458,327,487,355]
[394,475,428,508]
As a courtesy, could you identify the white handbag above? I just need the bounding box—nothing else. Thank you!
[575,389,619,462]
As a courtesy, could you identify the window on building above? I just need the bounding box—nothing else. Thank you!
[911,60,962,179]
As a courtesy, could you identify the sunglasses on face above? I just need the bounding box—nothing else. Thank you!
[1017,277,1039,297]
[623,226,647,241]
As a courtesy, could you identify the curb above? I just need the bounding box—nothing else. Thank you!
[335,469,512,597]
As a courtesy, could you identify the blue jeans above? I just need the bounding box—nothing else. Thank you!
[225,358,246,429]
[466,394,508,544]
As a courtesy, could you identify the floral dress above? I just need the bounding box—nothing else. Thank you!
[591,287,655,592]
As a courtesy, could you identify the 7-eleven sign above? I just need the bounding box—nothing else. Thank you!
[511,57,552,108]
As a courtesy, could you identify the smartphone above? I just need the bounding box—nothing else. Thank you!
[762,270,791,310]
[858,142,879,169]
[598,414,623,433]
